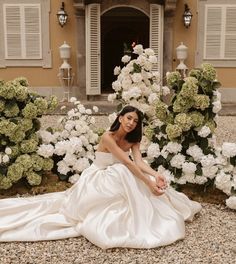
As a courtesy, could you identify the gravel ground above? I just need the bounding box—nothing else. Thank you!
[0,115,236,264]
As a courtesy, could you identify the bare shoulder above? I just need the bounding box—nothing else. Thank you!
[101,131,113,141]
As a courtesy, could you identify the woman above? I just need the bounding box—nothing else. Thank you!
[0,105,201,249]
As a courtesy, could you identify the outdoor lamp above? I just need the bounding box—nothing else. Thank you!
[176,42,188,77]
[57,2,68,27]
[183,4,193,28]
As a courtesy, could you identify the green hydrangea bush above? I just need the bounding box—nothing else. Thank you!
[0,77,58,189]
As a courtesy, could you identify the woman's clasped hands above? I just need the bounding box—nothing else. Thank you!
[148,174,168,196]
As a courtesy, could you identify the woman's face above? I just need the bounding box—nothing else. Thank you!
[119,111,139,133]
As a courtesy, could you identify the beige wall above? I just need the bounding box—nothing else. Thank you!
[0,0,77,87]
[172,0,236,88]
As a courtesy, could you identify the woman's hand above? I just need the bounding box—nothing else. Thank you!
[147,179,165,196]
[155,174,168,191]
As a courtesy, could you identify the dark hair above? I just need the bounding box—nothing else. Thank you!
[109,105,143,143]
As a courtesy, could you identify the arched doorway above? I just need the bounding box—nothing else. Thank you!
[101,7,149,93]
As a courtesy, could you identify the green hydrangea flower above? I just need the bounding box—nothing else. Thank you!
[0,176,12,190]
[15,85,28,101]
[166,124,182,140]
[201,63,217,81]
[31,154,44,171]
[43,158,54,171]
[173,95,194,113]
[188,111,205,127]
[193,95,210,110]
[13,77,29,87]
[0,119,17,137]
[34,97,48,115]
[9,128,25,143]
[155,100,168,121]
[21,118,33,132]
[205,120,216,133]
[0,99,5,112]
[4,102,20,117]
[7,163,24,183]
[47,95,58,112]
[15,154,33,171]
[189,69,201,79]
[180,81,198,98]
[166,71,181,87]
[25,170,42,186]
[144,126,155,140]
[0,82,15,99]
[9,145,20,158]
[22,103,38,119]
[20,139,38,153]
[174,113,192,131]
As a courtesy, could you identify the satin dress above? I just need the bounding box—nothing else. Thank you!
[0,152,201,249]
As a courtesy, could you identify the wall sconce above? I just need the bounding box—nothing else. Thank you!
[57,2,68,27]
[183,4,193,28]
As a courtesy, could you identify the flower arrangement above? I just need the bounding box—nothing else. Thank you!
[0,77,57,189]
[108,44,170,122]
[38,98,100,183]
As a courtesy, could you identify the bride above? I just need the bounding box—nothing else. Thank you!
[0,105,201,249]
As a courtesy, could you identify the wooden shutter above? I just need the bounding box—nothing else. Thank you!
[3,4,41,59]
[225,6,236,58]
[150,4,163,76]
[86,4,101,95]
[204,5,236,59]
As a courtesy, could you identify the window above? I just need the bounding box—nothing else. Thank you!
[196,0,236,67]
[0,0,51,68]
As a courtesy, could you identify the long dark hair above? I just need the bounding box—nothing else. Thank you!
[110,105,143,143]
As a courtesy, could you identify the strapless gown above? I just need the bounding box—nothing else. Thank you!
[0,152,201,249]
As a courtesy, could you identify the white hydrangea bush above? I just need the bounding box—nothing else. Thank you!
[107,44,170,121]
[38,99,100,183]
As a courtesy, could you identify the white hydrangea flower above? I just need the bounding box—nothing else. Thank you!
[212,100,222,113]
[198,125,211,138]
[226,196,236,210]
[170,153,186,169]
[149,55,157,64]
[5,147,12,155]
[85,109,92,115]
[131,73,143,83]
[121,55,131,63]
[162,86,170,96]
[63,153,77,167]
[108,112,117,124]
[57,160,71,175]
[121,77,132,91]
[114,66,121,75]
[184,174,196,184]
[147,143,160,160]
[195,176,208,185]
[2,154,9,163]
[186,145,204,161]
[202,166,218,179]
[93,106,99,113]
[133,44,143,55]
[166,142,182,154]
[39,130,55,144]
[144,48,155,56]
[37,144,54,158]
[148,93,158,104]
[215,171,232,195]
[69,97,77,103]
[54,141,68,156]
[73,157,90,172]
[182,162,197,174]
[200,154,216,167]
[222,142,236,158]
[68,173,81,184]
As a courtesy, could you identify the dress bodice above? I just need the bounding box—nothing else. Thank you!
[93,151,128,169]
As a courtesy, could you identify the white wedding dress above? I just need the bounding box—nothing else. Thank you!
[0,152,201,249]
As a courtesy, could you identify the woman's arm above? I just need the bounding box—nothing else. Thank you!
[100,133,164,196]
[131,143,167,189]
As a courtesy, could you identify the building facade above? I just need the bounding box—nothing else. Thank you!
[0,0,236,103]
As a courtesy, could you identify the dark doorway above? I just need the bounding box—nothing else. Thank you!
[101,7,149,93]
